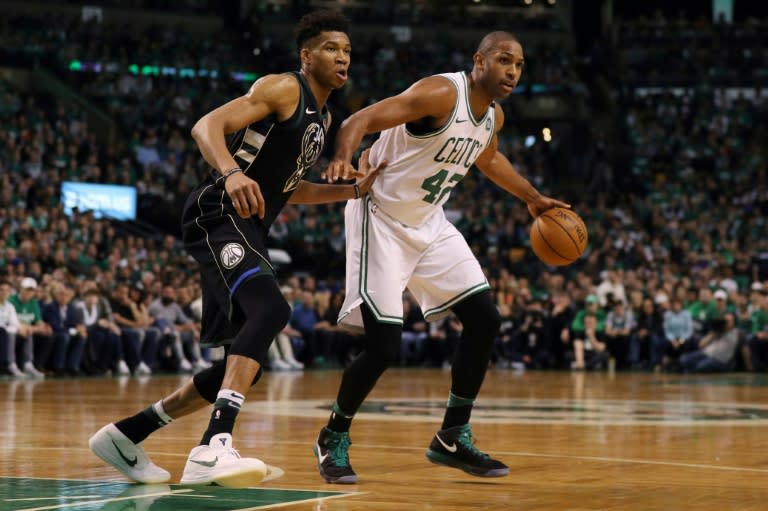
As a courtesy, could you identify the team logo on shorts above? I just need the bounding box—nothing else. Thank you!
[220,243,245,269]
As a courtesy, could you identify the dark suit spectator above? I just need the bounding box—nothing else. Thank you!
[41,283,86,375]
[78,287,128,375]
[632,297,663,369]
[289,289,321,367]
[605,300,635,369]
[546,291,575,369]
[747,291,768,371]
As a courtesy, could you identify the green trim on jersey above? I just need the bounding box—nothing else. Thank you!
[403,76,459,140]
[422,282,491,320]
[359,197,404,325]
[460,72,491,127]
[484,106,496,148]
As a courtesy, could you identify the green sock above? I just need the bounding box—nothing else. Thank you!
[327,402,354,433]
[441,392,475,429]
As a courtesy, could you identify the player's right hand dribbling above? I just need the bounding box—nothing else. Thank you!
[225,171,266,219]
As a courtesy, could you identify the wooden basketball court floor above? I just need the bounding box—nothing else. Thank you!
[2,368,768,511]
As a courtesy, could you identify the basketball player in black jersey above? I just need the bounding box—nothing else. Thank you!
[89,10,384,487]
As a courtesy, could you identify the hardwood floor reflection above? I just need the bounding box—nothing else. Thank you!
[2,369,768,510]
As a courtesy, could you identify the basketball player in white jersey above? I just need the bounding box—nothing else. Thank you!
[314,31,569,483]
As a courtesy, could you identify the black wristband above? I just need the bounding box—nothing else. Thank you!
[353,183,361,199]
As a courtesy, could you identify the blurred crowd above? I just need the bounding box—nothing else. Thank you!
[1,9,768,378]
[613,9,768,86]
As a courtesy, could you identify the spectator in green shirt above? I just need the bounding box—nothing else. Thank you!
[8,277,50,377]
[570,294,607,370]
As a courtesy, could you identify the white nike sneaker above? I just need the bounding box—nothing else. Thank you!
[89,423,171,484]
[180,433,267,487]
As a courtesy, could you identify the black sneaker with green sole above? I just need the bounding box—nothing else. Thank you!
[425,423,509,477]
[314,427,358,484]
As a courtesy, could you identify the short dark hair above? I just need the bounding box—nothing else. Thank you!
[476,31,519,55]
[294,10,350,51]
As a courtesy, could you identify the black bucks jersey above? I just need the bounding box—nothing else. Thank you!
[181,71,329,344]
[221,70,329,228]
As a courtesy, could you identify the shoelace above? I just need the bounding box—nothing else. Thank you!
[458,426,490,459]
[327,433,352,467]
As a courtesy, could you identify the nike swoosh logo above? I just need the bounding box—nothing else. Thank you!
[435,434,457,453]
[306,108,317,114]
[111,439,138,467]
[456,118,467,123]
[317,445,329,464]
[190,456,218,468]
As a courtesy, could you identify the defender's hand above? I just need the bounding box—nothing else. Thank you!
[322,158,366,183]
[355,147,387,196]
[225,172,265,219]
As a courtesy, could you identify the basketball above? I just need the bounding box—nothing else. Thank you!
[529,207,588,266]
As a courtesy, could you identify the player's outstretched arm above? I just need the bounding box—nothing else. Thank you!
[474,105,569,217]
[290,148,387,204]
[323,76,456,182]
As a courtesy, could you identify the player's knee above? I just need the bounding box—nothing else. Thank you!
[455,291,501,337]
[229,278,292,363]
[231,315,284,363]
[237,277,292,330]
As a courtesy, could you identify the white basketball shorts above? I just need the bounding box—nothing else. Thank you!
[338,196,490,332]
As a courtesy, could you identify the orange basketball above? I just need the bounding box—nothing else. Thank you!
[529,207,588,266]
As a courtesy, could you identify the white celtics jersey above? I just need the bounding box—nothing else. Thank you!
[367,71,496,227]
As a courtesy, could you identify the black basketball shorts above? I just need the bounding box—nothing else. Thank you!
[181,181,275,346]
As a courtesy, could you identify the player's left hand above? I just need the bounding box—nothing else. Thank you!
[527,195,571,218]
[322,157,366,182]
[355,147,387,196]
